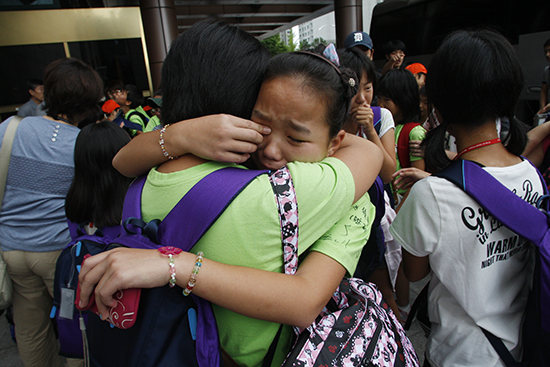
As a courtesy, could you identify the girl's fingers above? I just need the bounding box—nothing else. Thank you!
[78,253,112,309]
[236,118,271,136]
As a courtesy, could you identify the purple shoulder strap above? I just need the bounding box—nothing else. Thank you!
[122,175,147,222]
[372,106,382,136]
[120,167,266,367]
[158,167,267,249]
[434,159,550,332]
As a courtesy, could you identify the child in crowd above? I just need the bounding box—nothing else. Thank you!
[376,67,428,324]
[405,62,427,88]
[143,90,162,132]
[104,80,124,101]
[391,29,540,367]
[65,120,132,233]
[101,99,121,122]
[419,86,430,125]
[381,39,406,76]
[113,84,149,135]
[78,20,385,367]
[337,46,408,322]
[378,68,426,203]
[338,46,396,183]
[61,120,131,366]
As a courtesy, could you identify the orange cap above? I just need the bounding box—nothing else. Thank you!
[405,63,427,75]
[102,99,120,114]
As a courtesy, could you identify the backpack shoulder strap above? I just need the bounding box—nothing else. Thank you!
[122,175,147,221]
[434,160,548,245]
[480,327,525,367]
[268,166,299,275]
[120,168,267,250]
[157,167,267,250]
[0,115,22,208]
[121,118,143,132]
[372,106,382,136]
[433,159,550,333]
[397,122,420,168]
[128,110,149,123]
[367,176,386,228]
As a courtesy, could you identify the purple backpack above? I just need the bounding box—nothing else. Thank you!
[53,167,267,366]
[269,167,420,367]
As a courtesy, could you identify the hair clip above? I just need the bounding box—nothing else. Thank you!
[349,78,356,87]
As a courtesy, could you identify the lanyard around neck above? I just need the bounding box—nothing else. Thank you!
[454,138,502,161]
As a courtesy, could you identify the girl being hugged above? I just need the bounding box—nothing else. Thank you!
[390,30,539,367]
[78,20,384,367]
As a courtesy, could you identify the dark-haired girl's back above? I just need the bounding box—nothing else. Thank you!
[390,29,541,367]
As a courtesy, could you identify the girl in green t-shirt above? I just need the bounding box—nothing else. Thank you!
[77,20,386,367]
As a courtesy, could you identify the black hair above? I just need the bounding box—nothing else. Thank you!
[544,38,550,48]
[27,79,43,91]
[419,85,427,97]
[125,84,144,109]
[65,120,132,228]
[77,105,104,129]
[424,29,527,172]
[264,51,358,138]
[377,68,420,124]
[105,80,124,96]
[44,58,103,126]
[384,40,406,55]
[161,19,270,125]
[338,47,378,93]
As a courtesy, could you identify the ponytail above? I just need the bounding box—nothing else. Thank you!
[503,116,529,156]
[423,122,451,173]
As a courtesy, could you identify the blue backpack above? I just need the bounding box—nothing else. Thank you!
[53,167,267,366]
[434,159,550,367]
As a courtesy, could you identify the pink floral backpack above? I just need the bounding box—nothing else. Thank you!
[269,167,420,367]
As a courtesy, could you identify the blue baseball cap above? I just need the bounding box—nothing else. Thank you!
[344,31,373,50]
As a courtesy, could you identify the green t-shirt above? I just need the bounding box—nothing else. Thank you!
[141,159,374,367]
[394,123,427,195]
[143,115,161,133]
[125,106,149,135]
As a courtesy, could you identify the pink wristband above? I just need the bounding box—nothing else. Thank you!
[158,246,183,287]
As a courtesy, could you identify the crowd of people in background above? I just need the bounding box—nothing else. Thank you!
[1,19,550,367]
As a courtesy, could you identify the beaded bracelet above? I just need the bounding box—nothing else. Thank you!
[159,124,177,160]
[158,246,183,287]
[183,251,204,296]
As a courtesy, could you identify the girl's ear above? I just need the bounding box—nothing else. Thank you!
[327,130,346,157]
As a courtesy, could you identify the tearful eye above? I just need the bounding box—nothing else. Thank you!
[289,136,305,143]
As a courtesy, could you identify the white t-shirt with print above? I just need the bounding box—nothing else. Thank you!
[390,159,542,367]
